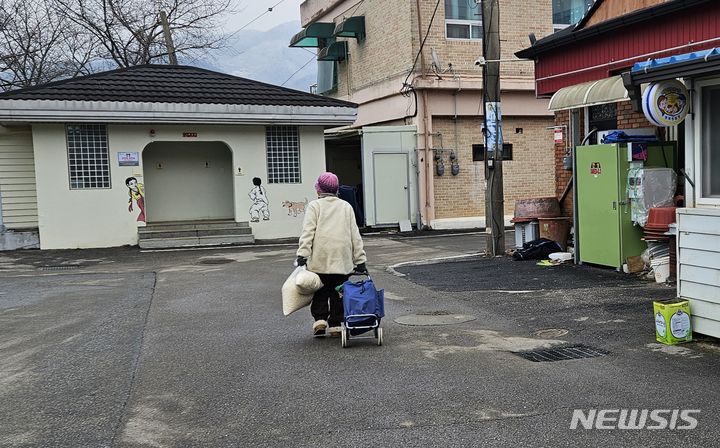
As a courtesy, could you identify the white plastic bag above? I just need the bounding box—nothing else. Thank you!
[295,267,323,295]
[282,266,313,316]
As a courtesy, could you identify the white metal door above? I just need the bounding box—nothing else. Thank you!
[373,152,410,224]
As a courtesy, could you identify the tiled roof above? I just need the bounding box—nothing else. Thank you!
[0,64,356,108]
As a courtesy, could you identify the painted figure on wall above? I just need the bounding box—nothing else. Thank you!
[126,176,146,223]
[249,177,270,222]
[282,198,308,217]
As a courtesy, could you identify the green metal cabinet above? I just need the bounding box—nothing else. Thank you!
[575,143,675,269]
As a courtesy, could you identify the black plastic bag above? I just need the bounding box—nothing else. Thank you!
[512,238,562,261]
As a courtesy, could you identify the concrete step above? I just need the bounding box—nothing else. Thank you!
[138,227,253,240]
[140,220,250,232]
[138,234,255,249]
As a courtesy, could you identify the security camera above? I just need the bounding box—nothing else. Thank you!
[475,56,486,66]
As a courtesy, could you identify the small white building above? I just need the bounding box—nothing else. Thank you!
[0,65,357,250]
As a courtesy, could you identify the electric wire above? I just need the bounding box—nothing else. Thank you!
[345,0,366,20]
[401,0,441,95]
[281,55,316,87]
[228,0,290,39]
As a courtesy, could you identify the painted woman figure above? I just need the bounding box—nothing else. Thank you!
[126,177,146,223]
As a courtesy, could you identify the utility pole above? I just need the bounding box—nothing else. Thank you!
[159,10,178,65]
[481,0,505,256]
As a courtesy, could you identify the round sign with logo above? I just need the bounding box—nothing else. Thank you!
[670,309,691,339]
[642,80,689,127]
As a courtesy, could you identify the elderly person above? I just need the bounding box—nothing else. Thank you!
[296,172,367,337]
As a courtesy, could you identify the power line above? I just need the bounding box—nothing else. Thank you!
[401,0,441,94]
[346,0,366,19]
[228,0,290,39]
[281,55,316,87]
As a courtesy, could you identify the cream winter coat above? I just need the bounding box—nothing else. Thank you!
[297,196,366,274]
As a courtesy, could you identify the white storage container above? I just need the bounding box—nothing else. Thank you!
[514,221,539,249]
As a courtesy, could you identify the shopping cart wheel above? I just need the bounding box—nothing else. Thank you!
[377,327,383,346]
[341,327,348,348]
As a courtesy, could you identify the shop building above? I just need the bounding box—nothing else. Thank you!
[516,0,720,337]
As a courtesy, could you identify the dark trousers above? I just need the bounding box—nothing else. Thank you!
[311,273,349,327]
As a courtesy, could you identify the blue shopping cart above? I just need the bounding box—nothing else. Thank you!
[339,273,385,347]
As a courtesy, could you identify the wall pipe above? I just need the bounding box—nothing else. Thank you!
[415,0,434,228]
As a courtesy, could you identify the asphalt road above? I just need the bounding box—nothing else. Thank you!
[0,233,718,447]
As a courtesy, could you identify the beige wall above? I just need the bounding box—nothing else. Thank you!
[0,126,37,229]
[410,0,553,80]
[332,0,415,97]
[431,115,555,218]
[32,124,327,249]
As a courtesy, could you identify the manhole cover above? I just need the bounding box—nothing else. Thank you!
[416,310,450,316]
[40,265,80,271]
[198,258,234,265]
[514,344,609,362]
[395,314,476,326]
[534,328,569,338]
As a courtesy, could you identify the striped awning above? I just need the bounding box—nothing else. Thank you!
[548,76,629,111]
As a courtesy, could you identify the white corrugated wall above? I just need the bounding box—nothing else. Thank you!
[677,208,720,338]
[0,127,38,229]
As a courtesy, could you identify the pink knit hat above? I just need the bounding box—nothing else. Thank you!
[315,172,339,194]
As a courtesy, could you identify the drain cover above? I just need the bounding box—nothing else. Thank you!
[514,344,609,362]
[417,310,450,316]
[198,258,234,265]
[40,265,80,271]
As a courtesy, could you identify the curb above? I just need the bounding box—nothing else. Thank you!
[386,252,486,277]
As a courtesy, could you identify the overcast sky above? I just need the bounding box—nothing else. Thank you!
[225,0,305,32]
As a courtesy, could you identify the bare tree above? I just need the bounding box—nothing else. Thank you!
[0,0,234,90]
[54,0,233,67]
[0,0,96,90]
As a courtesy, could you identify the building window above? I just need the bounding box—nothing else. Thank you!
[66,124,111,189]
[266,125,301,184]
[702,85,720,198]
[317,60,337,94]
[552,0,592,32]
[472,143,513,161]
[445,0,482,40]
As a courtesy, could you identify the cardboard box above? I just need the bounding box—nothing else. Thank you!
[654,300,692,345]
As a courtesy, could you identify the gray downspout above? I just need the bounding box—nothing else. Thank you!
[0,187,4,232]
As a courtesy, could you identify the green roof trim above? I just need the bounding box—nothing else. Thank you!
[289,22,336,48]
[318,41,348,61]
[333,16,365,42]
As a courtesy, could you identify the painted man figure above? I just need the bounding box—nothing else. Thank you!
[248,177,270,222]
